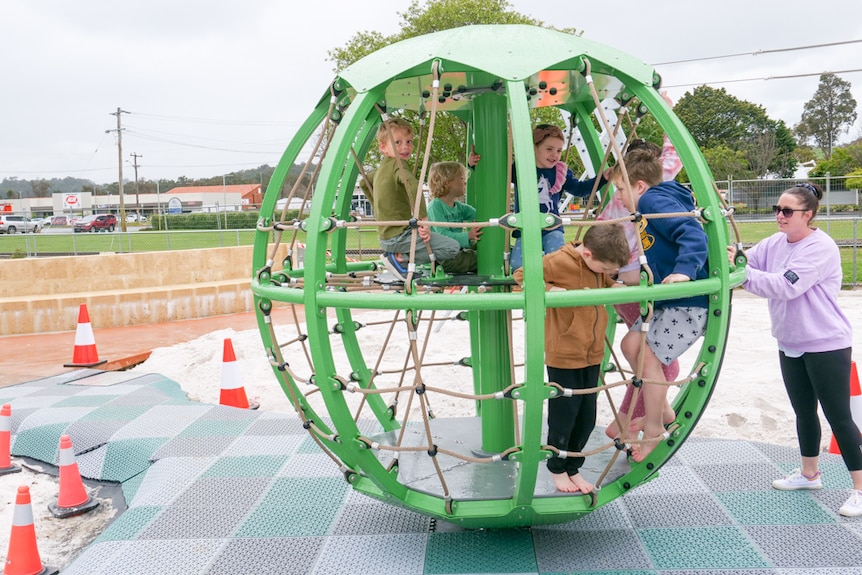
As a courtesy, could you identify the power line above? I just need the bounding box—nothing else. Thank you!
[662,67,862,89]
[124,129,283,155]
[123,123,287,147]
[652,38,862,66]
[128,111,302,127]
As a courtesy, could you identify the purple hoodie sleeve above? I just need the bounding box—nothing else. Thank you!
[744,236,830,301]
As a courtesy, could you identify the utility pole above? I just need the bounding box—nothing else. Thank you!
[107,107,130,232]
[130,152,143,218]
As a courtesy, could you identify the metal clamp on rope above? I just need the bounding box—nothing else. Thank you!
[616,91,635,108]
[495,213,521,231]
[500,448,520,461]
[501,385,523,399]
[255,265,272,283]
[542,213,563,230]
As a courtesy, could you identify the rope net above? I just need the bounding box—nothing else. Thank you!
[252,64,743,504]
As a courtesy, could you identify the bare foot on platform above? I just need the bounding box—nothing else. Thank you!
[569,472,595,494]
[631,441,656,463]
[551,472,582,493]
[631,424,672,462]
[627,411,676,434]
[551,472,595,493]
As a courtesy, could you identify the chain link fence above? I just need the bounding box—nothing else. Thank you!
[3,176,861,286]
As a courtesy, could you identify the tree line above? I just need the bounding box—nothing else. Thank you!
[5,0,860,202]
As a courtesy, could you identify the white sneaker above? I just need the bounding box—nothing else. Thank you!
[839,490,862,517]
[772,469,822,490]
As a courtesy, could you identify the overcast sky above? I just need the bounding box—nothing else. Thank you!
[2,0,860,184]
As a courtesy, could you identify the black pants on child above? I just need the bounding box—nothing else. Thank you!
[779,347,862,471]
[546,364,600,476]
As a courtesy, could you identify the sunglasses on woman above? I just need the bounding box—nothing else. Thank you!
[772,205,809,217]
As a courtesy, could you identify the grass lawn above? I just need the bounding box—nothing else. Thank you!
[4,219,862,285]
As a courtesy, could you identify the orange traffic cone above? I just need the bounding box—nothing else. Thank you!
[829,360,862,454]
[63,304,106,368]
[3,485,58,575]
[219,338,259,410]
[0,404,21,477]
[47,435,99,519]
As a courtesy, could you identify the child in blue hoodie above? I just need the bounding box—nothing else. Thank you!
[612,147,709,462]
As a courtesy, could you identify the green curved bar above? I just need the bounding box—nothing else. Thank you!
[251,24,746,528]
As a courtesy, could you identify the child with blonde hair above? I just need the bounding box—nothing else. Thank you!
[370,119,476,279]
[427,161,482,261]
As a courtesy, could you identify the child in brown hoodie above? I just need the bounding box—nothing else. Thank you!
[514,223,629,493]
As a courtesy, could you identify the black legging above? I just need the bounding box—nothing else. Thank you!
[779,347,862,471]
[546,365,600,475]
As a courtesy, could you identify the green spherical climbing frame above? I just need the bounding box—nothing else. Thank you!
[251,24,746,528]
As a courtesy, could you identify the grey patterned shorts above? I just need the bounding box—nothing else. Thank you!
[630,306,708,366]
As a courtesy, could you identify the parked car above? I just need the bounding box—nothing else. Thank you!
[0,215,40,234]
[126,213,148,223]
[73,214,118,233]
[50,215,69,226]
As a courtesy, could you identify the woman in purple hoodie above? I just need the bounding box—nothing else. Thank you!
[743,182,862,517]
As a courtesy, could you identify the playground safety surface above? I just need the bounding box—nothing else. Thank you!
[4,366,862,574]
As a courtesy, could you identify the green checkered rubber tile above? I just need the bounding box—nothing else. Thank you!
[3,371,862,575]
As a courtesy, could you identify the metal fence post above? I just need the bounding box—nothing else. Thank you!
[728,176,733,206]
[826,172,831,235]
[854,219,858,289]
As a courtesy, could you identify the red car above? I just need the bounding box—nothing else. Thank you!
[73,214,118,233]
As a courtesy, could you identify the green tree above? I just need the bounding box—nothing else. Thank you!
[794,73,858,160]
[30,179,51,197]
[679,145,753,183]
[843,140,862,167]
[327,0,568,171]
[675,86,771,149]
[328,0,541,73]
[846,168,862,190]
[809,148,860,177]
[768,120,798,178]
[674,85,796,178]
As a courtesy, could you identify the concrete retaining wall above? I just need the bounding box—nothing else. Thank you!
[0,246,284,336]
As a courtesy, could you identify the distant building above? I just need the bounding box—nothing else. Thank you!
[165,184,263,212]
[9,184,263,218]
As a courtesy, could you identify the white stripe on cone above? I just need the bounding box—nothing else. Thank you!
[11,487,35,527]
[219,338,252,409]
[67,303,102,366]
[56,435,89,508]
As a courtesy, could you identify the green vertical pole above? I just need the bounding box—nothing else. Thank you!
[468,90,514,453]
